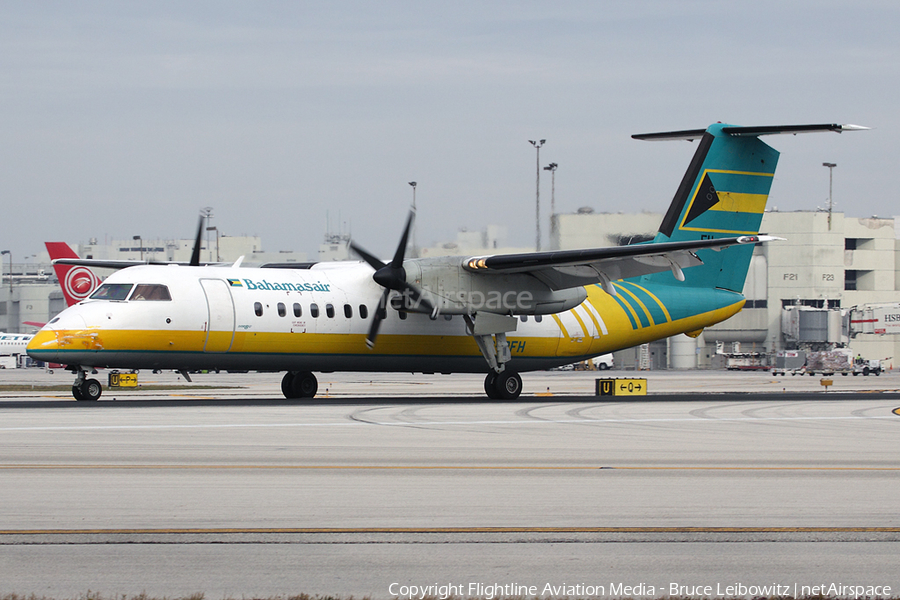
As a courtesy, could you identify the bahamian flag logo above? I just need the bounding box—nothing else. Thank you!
[684,173,720,226]
[227,279,243,287]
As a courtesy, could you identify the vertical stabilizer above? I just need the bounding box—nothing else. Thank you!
[45,242,101,306]
[640,123,779,292]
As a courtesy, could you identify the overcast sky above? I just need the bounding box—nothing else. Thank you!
[2,1,896,262]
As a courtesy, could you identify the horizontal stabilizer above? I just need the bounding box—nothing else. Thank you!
[633,123,868,141]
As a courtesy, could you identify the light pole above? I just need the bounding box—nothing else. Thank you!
[201,207,214,262]
[1,250,10,331]
[543,162,558,245]
[408,181,417,257]
[133,235,143,261]
[529,139,546,251]
[1,250,9,297]
[206,226,219,262]
[823,162,836,230]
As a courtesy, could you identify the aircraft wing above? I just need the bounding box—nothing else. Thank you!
[462,235,778,293]
[51,258,226,269]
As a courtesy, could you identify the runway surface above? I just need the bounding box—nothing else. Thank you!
[1,370,900,597]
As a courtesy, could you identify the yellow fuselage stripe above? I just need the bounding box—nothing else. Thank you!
[620,282,672,323]
[580,302,604,336]
[615,285,655,327]
[569,309,590,339]
[611,284,642,327]
[550,314,569,338]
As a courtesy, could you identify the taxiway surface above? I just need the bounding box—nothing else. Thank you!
[1,370,899,597]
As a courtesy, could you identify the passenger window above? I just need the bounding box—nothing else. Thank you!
[535,315,543,323]
[310,303,319,318]
[254,302,263,317]
[359,305,368,319]
[344,304,352,318]
[326,304,335,318]
[89,283,133,301]
[520,315,528,322]
[444,314,453,321]
[293,303,302,317]
[130,284,172,301]
[277,302,286,317]
[399,311,407,320]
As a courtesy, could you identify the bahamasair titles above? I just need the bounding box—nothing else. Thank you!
[27,122,866,401]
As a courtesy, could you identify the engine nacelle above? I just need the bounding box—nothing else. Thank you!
[400,257,586,315]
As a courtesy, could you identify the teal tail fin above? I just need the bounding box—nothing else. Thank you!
[639,123,781,292]
[635,122,863,291]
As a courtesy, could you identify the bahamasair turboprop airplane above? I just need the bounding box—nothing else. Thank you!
[27,122,865,401]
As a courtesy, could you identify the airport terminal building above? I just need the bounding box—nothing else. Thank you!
[4,211,900,370]
[554,209,900,369]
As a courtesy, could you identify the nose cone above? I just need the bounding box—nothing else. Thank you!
[26,313,90,365]
[26,328,62,363]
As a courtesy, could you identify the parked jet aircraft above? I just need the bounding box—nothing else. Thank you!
[1,332,34,361]
[27,123,864,401]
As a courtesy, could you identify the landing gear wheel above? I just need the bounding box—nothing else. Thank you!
[494,371,522,400]
[484,372,500,399]
[79,378,102,401]
[281,372,296,398]
[72,385,85,401]
[291,371,318,398]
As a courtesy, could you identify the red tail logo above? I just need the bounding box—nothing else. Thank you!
[45,242,101,306]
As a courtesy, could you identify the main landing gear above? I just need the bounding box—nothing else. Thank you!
[484,370,523,400]
[465,313,524,400]
[70,368,102,401]
[281,371,318,399]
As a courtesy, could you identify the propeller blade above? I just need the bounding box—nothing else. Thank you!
[391,209,415,269]
[358,208,427,347]
[400,283,437,317]
[189,215,205,267]
[350,242,386,271]
[366,289,390,349]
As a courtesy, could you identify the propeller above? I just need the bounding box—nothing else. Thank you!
[350,209,435,348]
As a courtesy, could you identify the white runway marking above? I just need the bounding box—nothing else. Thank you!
[0,413,895,432]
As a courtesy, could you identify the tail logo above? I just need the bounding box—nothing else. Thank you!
[683,173,720,226]
[64,267,100,301]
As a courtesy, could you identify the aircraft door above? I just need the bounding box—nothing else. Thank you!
[200,279,236,352]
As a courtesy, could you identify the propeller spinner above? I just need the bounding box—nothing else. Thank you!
[350,210,436,348]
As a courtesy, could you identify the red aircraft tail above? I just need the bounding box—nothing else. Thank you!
[45,242,101,306]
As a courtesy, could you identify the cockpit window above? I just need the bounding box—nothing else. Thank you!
[129,284,172,301]
[89,283,133,301]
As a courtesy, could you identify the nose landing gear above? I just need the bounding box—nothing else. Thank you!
[71,368,102,401]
